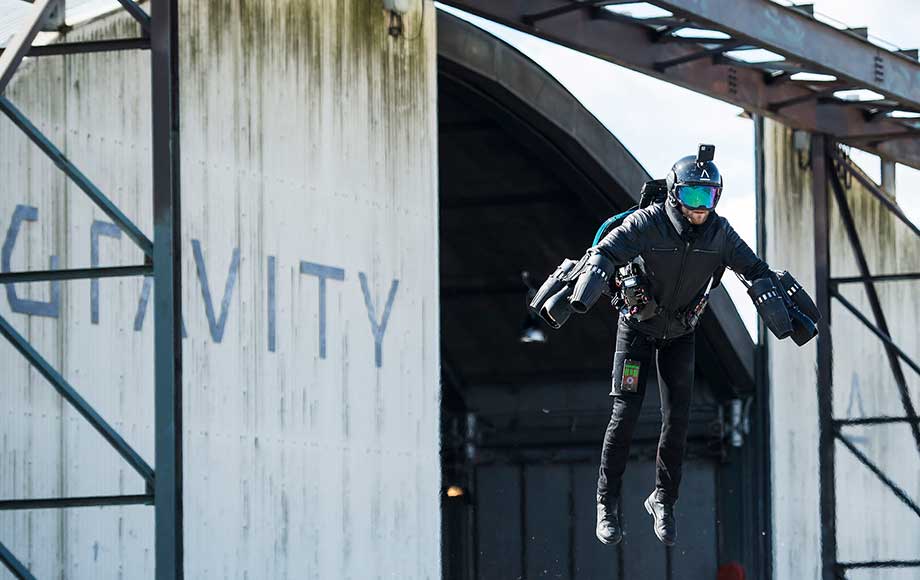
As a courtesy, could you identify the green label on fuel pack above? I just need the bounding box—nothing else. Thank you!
[621,360,641,392]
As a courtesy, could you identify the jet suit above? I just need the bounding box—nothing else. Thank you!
[529,145,818,546]
[591,198,770,507]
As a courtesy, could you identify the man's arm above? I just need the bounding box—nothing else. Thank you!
[591,211,649,266]
[721,217,771,281]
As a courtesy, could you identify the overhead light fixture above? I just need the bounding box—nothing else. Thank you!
[446,485,465,498]
[789,71,838,82]
[833,88,886,102]
[603,3,673,20]
[722,48,785,64]
[672,28,732,40]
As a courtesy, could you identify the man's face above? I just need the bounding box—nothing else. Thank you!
[680,204,711,225]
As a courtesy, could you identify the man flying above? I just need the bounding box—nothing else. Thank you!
[529,144,818,546]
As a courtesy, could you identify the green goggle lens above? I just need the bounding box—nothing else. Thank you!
[676,185,719,209]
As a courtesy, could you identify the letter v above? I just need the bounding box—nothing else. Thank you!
[192,239,240,343]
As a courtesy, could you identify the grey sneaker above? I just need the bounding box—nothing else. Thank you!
[596,495,623,545]
[643,491,676,546]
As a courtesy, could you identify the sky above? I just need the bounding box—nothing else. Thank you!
[437,0,920,338]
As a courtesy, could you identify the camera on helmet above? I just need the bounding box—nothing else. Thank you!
[697,144,715,163]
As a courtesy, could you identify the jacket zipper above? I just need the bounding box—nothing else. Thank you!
[663,239,691,339]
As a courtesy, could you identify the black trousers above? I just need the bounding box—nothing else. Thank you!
[596,317,695,505]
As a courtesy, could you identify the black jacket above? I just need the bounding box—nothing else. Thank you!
[592,200,770,339]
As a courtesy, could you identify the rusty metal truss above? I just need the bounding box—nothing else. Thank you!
[438,0,920,169]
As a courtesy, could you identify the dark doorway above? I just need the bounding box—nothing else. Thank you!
[437,10,764,580]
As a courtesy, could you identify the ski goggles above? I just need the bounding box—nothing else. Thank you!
[675,184,720,210]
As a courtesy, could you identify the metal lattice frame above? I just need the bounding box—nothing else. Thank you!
[813,136,920,580]
[0,0,182,578]
[439,0,920,169]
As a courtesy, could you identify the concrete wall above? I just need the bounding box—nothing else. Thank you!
[0,1,440,578]
[765,120,920,579]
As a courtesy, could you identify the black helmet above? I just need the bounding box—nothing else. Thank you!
[666,144,723,210]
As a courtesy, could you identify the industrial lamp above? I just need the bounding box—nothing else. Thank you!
[383,0,411,37]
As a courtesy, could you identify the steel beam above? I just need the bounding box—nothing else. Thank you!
[752,112,773,580]
[0,494,154,510]
[522,1,597,25]
[0,541,35,580]
[838,155,920,239]
[651,0,920,111]
[0,265,151,283]
[838,561,920,570]
[835,417,920,426]
[28,38,150,56]
[828,162,920,453]
[0,97,154,258]
[0,38,151,58]
[654,41,744,72]
[768,87,842,113]
[0,313,156,487]
[115,0,152,33]
[151,0,184,576]
[836,432,920,518]
[831,272,920,285]
[437,1,920,168]
[812,134,836,580]
[832,290,920,377]
[0,0,57,94]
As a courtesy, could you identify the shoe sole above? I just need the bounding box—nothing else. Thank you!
[595,528,623,546]
[644,497,675,547]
